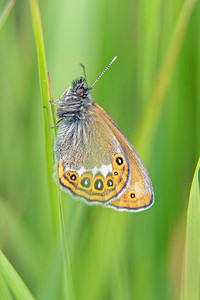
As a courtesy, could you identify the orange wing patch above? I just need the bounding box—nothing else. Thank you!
[58,153,129,203]
[109,191,153,211]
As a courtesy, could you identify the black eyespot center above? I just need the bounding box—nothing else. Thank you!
[116,156,124,166]
[114,171,118,176]
[70,174,77,181]
[130,193,135,199]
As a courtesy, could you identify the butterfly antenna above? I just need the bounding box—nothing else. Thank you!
[77,61,88,88]
[91,56,117,88]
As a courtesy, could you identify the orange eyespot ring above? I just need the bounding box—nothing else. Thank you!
[106,175,114,190]
[112,153,125,170]
[64,171,79,184]
[92,174,106,194]
[77,173,93,192]
[112,168,123,186]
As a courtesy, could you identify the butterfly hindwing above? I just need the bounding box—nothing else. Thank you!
[93,104,154,211]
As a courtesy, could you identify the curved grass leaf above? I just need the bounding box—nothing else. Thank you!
[135,0,197,160]
[0,271,13,300]
[0,0,15,30]
[0,250,35,300]
[29,0,60,240]
[29,1,75,299]
[180,157,200,300]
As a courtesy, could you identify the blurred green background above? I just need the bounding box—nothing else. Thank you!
[0,0,199,299]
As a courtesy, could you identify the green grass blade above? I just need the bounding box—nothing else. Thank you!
[0,250,35,300]
[135,0,197,159]
[29,2,74,299]
[0,272,13,300]
[0,0,15,30]
[29,0,60,239]
[180,157,200,300]
[48,73,75,300]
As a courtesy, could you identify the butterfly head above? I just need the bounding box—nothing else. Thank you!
[71,77,92,99]
[53,57,117,125]
[55,77,93,122]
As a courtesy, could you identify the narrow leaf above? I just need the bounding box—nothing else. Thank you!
[0,250,35,300]
[180,157,200,300]
[0,0,16,30]
[29,0,60,239]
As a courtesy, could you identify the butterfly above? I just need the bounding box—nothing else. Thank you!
[52,57,154,212]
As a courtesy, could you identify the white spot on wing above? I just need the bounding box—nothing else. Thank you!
[99,164,112,178]
[66,164,113,178]
[76,167,86,177]
[92,167,98,177]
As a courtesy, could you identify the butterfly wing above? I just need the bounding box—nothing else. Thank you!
[93,104,154,212]
[57,104,130,205]
[56,103,154,212]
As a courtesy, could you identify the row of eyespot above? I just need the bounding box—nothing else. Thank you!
[69,174,114,190]
[65,155,126,191]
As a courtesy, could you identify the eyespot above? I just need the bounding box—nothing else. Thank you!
[70,174,77,181]
[130,193,135,199]
[106,175,115,192]
[64,171,79,184]
[92,175,105,194]
[77,173,93,191]
[116,156,123,166]
[112,154,125,170]
[112,169,122,186]
[107,179,113,187]
[94,179,104,191]
[81,177,91,188]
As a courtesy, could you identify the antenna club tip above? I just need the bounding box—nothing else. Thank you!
[77,61,84,66]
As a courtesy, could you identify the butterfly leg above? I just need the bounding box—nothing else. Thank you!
[50,86,72,104]
[51,119,63,128]
[51,113,76,128]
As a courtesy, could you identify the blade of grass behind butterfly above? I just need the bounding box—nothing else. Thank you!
[29,0,59,241]
[0,272,13,300]
[81,1,197,298]
[77,210,128,300]
[48,74,75,300]
[134,0,197,161]
[180,157,200,300]
[29,1,75,299]
[0,194,49,286]
[129,1,197,298]
[0,250,35,300]
[0,0,15,30]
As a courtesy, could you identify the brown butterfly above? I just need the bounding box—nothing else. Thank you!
[52,57,154,212]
